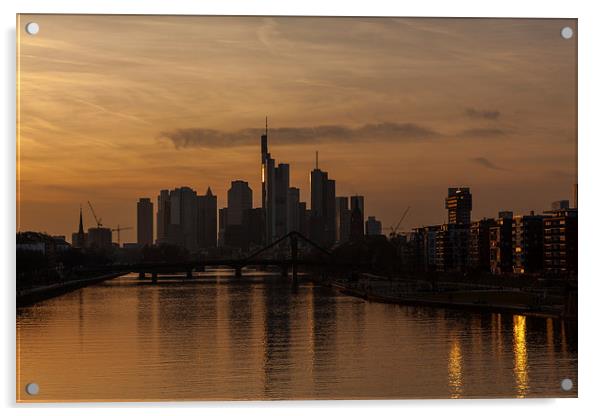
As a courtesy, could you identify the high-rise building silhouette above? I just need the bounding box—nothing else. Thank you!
[198,187,217,248]
[260,119,291,243]
[156,186,217,251]
[243,207,265,249]
[335,196,350,243]
[218,207,228,247]
[310,153,336,246]
[227,180,252,225]
[223,181,253,249]
[274,163,290,238]
[365,216,382,236]
[156,190,171,244]
[168,187,199,251]
[350,195,365,239]
[445,187,472,224]
[137,198,153,246]
[287,187,301,233]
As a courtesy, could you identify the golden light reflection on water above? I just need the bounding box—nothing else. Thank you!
[16,273,577,401]
[512,315,529,398]
[448,337,463,399]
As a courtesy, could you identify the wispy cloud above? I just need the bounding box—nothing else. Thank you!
[465,107,501,120]
[460,128,506,138]
[471,157,507,171]
[158,122,441,149]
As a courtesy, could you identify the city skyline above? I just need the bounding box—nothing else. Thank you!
[17,16,576,242]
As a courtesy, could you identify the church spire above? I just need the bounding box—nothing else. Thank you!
[78,204,84,234]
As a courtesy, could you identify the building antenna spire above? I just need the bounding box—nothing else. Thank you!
[315,150,319,169]
[265,115,268,136]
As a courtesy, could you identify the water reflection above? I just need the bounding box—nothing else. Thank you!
[513,315,529,398]
[16,273,578,401]
[448,337,463,398]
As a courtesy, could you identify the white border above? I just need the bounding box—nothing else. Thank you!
[2,1,601,415]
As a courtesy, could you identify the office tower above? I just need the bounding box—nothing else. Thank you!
[544,208,577,276]
[260,119,290,243]
[137,198,154,246]
[310,156,336,246]
[335,196,350,243]
[325,179,336,244]
[350,196,365,226]
[198,187,217,248]
[287,187,301,233]
[218,207,228,247]
[274,163,290,238]
[298,202,309,237]
[243,208,265,249]
[489,212,514,274]
[227,180,252,225]
[365,216,382,236]
[468,218,496,272]
[167,187,199,251]
[223,181,252,249]
[445,187,472,225]
[156,190,171,244]
[71,206,87,248]
[512,212,545,274]
[551,200,570,210]
[349,195,365,239]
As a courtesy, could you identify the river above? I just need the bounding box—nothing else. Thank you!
[16,271,577,401]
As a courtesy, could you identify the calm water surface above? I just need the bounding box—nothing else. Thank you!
[17,271,577,401]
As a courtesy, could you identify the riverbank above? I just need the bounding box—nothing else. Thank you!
[17,272,127,307]
[321,275,573,320]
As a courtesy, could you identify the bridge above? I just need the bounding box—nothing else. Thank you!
[87,232,367,284]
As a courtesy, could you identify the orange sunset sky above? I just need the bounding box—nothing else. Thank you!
[17,15,577,243]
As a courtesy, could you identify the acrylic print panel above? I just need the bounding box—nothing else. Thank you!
[16,15,577,402]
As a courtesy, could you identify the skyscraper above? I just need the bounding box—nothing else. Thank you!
[260,119,292,243]
[350,195,365,238]
[287,187,301,233]
[137,198,153,246]
[156,190,171,244]
[198,187,217,248]
[274,163,290,238]
[335,196,350,243]
[227,180,252,225]
[168,187,199,251]
[445,187,472,225]
[365,216,382,236]
[310,154,336,246]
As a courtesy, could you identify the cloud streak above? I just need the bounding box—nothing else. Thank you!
[465,107,501,120]
[158,122,441,149]
[460,128,506,138]
[471,157,507,171]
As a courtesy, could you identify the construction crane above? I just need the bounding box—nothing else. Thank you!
[111,225,133,246]
[389,206,411,238]
[87,201,103,227]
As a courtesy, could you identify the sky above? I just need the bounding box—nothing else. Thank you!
[17,15,577,242]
